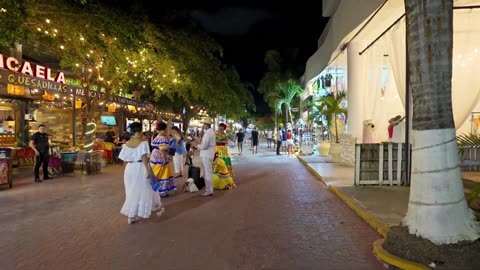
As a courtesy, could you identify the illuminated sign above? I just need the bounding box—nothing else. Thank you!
[0,54,66,84]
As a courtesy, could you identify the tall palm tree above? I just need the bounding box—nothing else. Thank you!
[265,79,303,127]
[318,92,347,143]
[403,0,479,244]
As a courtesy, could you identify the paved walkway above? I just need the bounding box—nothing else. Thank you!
[0,141,383,270]
[299,149,480,228]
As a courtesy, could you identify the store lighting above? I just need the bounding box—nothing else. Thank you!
[54,29,58,33]
[46,19,50,23]
[60,45,64,50]
[37,28,42,32]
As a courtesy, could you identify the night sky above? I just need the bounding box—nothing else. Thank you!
[101,1,329,115]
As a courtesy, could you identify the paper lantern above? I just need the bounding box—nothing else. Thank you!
[75,100,82,109]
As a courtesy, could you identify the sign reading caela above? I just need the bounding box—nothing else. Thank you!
[0,54,66,84]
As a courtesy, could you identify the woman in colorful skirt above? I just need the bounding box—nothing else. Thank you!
[150,122,176,196]
[215,123,234,176]
[213,152,236,190]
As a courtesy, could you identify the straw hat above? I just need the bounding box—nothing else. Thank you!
[201,118,213,125]
[388,115,404,124]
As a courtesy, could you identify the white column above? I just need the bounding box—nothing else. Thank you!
[347,42,367,143]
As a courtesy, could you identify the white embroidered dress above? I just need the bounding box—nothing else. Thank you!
[119,141,161,218]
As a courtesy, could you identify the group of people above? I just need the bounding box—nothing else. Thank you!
[118,119,236,224]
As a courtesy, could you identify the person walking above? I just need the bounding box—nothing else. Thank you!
[198,119,216,196]
[118,122,163,224]
[171,126,186,178]
[150,121,176,197]
[236,128,245,155]
[266,129,273,149]
[29,124,52,183]
[251,127,259,154]
[276,127,282,156]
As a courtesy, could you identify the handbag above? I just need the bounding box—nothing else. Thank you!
[168,147,176,156]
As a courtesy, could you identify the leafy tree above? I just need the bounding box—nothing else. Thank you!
[15,0,169,151]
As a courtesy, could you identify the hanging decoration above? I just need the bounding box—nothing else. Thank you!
[75,100,82,109]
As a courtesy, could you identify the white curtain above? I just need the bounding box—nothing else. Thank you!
[382,11,480,133]
[385,17,406,108]
[361,42,389,142]
[452,9,480,134]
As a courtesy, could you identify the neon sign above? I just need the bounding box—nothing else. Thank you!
[0,54,66,84]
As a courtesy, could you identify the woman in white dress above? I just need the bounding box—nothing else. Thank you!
[118,122,164,224]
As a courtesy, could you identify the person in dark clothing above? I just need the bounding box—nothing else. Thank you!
[236,129,245,155]
[251,127,259,154]
[105,127,115,143]
[29,124,51,183]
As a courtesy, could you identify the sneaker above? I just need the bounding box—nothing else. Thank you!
[201,192,213,197]
[34,178,42,183]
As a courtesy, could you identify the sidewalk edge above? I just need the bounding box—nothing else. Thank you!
[373,239,429,270]
[297,156,430,270]
[297,156,389,237]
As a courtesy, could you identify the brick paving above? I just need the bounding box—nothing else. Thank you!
[0,142,384,270]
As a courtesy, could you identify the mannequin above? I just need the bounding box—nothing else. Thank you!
[362,120,376,143]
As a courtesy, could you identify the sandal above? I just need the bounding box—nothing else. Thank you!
[155,207,165,217]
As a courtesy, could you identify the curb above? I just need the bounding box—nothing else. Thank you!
[373,239,429,270]
[297,156,430,270]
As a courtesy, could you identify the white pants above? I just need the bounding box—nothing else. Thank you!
[201,157,214,194]
[173,153,184,174]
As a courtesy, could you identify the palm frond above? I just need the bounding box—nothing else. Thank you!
[457,133,480,157]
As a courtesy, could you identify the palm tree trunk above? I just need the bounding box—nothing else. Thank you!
[282,104,288,128]
[334,115,339,143]
[403,0,479,244]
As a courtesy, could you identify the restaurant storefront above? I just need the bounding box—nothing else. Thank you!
[0,52,153,186]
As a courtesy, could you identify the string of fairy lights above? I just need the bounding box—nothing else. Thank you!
[32,16,184,103]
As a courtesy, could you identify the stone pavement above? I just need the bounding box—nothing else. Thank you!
[0,140,384,270]
[299,150,479,229]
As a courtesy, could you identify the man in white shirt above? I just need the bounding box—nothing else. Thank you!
[198,119,216,196]
[266,129,273,148]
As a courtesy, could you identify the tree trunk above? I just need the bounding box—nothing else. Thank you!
[334,115,339,143]
[182,115,191,133]
[403,0,479,244]
[282,103,288,128]
[288,108,294,128]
